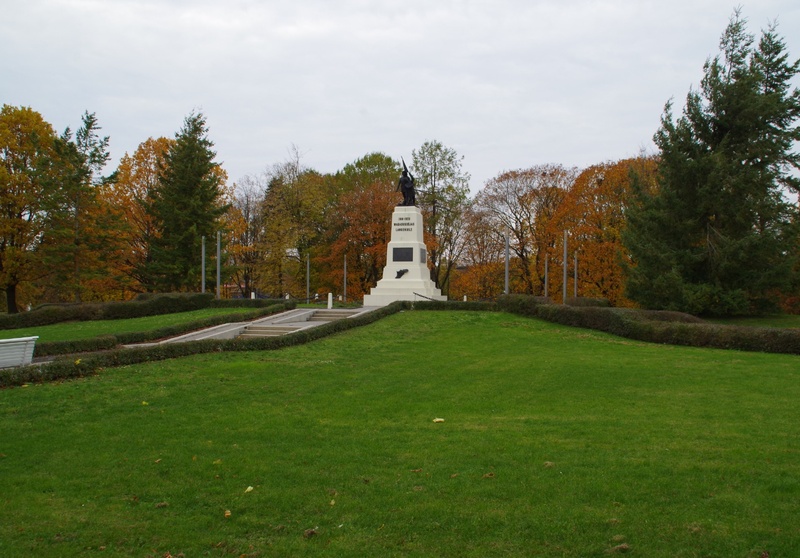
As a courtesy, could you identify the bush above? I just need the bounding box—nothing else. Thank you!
[412,300,497,311]
[565,297,611,307]
[0,293,216,330]
[210,298,288,309]
[503,297,800,355]
[496,295,551,318]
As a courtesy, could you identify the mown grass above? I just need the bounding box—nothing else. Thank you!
[1,310,798,557]
[0,307,260,342]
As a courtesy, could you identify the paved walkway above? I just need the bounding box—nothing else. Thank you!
[130,306,381,345]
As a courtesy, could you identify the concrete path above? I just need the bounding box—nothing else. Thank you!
[132,306,381,346]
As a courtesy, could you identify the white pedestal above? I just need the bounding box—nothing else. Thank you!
[363,206,447,306]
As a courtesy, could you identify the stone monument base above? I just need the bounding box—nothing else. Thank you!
[363,205,447,307]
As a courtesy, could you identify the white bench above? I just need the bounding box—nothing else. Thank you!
[0,336,39,369]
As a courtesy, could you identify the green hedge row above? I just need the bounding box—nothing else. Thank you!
[497,295,800,355]
[0,293,217,329]
[33,302,294,357]
[1,302,405,388]
[412,300,498,311]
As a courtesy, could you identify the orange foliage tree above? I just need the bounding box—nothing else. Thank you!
[448,204,505,300]
[318,153,399,300]
[103,137,173,294]
[549,156,658,305]
[472,165,576,295]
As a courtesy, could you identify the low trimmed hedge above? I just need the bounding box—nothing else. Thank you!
[498,295,800,355]
[1,302,405,388]
[412,300,498,311]
[33,302,294,357]
[1,293,216,329]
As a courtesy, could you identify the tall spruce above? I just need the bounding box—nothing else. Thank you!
[146,112,228,292]
[624,10,800,315]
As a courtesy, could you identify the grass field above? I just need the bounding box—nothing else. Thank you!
[1,310,798,557]
[0,307,261,342]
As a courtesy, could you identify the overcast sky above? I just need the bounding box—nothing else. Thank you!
[3,0,799,193]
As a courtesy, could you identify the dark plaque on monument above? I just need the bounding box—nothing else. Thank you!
[393,247,413,262]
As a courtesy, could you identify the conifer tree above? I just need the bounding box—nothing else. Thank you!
[624,10,800,315]
[146,112,228,292]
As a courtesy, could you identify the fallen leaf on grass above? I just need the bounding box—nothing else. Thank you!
[155,502,168,509]
[245,486,254,493]
[543,461,555,468]
[330,499,336,506]
[303,528,318,538]
[141,401,149,406]
[224,510,232,518]
[482,472,495,478]
[433,418,445,423]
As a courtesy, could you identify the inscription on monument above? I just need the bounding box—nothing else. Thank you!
[393,216,414,232]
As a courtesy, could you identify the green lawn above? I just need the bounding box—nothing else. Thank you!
[0,307,261,342]
[1,311,798,557]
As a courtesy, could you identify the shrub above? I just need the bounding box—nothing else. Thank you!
[565,297,611,307]
[413,300,497,311]
[496,295,550,318]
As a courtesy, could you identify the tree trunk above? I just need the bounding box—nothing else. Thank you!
[6,284,18,314]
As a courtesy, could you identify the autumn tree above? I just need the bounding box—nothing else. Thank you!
[552,157,657,306]
[624,11,800,315]
[146,112,229,292]
[411,140,471,294]
[37,111,123,303]
[449,203,506,300]
[227,174,267,298]
[0,105,60,313]
[104,137,173,293]
[473,165,575,295]
[321,152,399,298]
[259,147,327,298]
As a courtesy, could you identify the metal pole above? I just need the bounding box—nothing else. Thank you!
[201,236,206,293]
[504,228,510,295]
[563,230,568,304]
[306,253,310,303]
[216,231,221,300]
[574,251,578,299]
[544,255,549,298]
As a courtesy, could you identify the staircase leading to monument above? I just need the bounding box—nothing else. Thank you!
[235,309,364,339]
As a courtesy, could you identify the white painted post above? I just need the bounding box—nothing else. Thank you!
[327,292,333,309]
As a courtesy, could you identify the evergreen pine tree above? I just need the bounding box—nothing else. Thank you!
[146,112,228,292]
[624,10,800,315]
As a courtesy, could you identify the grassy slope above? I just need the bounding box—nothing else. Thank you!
[0,307,261,342]
[1,310,798,557]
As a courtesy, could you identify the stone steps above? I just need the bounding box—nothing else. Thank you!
[238,325,304,338]
[308,309,362,322]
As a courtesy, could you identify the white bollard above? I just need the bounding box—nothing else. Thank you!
[251,292,256,300]
[327,293,333,309]
[463,295,467,302]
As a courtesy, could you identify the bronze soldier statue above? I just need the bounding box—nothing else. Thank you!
[396,157,416,206]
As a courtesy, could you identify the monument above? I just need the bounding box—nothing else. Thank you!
[363,160,447,306]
